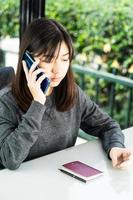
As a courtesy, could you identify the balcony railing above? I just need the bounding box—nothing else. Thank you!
[73,64,133,132]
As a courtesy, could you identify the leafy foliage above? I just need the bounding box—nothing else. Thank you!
[46,0,133,74]
[0,0,19,38]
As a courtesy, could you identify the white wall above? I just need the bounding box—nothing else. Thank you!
[0,37,19,72]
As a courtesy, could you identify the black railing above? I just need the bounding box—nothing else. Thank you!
[73,64,133,129]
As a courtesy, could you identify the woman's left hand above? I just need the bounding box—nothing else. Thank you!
[109,147,133,169]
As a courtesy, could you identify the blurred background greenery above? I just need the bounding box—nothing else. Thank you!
[0,0,133,128]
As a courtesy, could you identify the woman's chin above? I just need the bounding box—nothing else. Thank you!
[50,81,60,87]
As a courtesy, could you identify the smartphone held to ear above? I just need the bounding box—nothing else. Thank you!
[23,50,51,94]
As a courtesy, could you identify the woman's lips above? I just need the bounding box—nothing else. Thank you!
[51,77,62,82]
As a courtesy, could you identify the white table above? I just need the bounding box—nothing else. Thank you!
[0,127,133,200]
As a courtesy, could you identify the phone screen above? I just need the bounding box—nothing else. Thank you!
[63,161,103,177]
[23,50,50,93]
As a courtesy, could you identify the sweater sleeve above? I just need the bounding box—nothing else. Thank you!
[0,99,46,170]
[77,86,125,155]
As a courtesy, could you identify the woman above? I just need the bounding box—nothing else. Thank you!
[0,18,132,170]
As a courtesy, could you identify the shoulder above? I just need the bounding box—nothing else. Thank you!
[0,86,16,106]
[75,84,98,116]
[0,86,20,118]
[75,84,91,105]
[0,86,11,98]
[76,84,85,95]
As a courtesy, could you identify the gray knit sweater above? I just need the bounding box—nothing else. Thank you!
[0,85,125,170]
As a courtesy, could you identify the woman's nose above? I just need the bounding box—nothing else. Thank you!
[52,68,58,74]
[52,62,60,74]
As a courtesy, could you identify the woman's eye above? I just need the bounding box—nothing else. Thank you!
[62,59,69,62]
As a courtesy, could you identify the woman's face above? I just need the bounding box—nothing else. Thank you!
[34,41,70,88]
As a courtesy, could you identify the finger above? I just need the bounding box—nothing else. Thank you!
[29,59,40,76]
[117,160,132,169]
[36,74,46,86]
[31,69,45,83]
[111,155,118,167]
[122,151,133,161]
[35,72,51,82]
[22,60,29,81]
[123,153,130,161]
[32,68,46,76]
[35,71,51,80]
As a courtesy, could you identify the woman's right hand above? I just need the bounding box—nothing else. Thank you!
[22,59,48,105]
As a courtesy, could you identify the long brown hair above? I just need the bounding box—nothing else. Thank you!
[12,18,76,113]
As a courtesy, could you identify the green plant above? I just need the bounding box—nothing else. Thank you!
[46,0,133,73]
[0,0,19,38]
